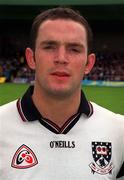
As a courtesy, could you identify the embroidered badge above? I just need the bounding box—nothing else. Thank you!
[11,144,38,169]
[89,142,114,175]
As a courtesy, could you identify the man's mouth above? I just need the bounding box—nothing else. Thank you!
[50,71,70,81]
[51,71,70,77]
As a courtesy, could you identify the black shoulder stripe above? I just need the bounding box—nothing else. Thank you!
[116,162,124,178]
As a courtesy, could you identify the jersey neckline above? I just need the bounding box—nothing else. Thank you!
[17,86,93,134]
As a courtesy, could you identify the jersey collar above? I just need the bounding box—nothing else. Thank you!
[17,86,93,134]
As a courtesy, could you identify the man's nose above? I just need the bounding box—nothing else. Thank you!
[54,46,69,65]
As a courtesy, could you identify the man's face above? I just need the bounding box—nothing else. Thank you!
[26,19,95,99]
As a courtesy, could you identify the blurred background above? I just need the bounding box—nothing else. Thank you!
[0,0,124,114]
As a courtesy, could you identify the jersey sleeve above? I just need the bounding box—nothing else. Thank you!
[116,114,124,179]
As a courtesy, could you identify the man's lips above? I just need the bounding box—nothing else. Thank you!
[51,71,70,77]
[50,71,71,81]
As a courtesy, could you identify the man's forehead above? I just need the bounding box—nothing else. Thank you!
[38,19,86,40]
[39,19,86,33]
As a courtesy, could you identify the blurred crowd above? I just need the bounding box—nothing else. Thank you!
[0,51,124,83]
[0,35,34,83]
[86,51,124,81]
[0,55,34,83]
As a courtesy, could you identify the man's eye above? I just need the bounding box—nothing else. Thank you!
[70,48,81,53]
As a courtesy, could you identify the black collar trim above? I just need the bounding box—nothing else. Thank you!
[17,86,93,134]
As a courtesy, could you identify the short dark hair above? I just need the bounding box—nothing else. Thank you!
[29,7,93,54]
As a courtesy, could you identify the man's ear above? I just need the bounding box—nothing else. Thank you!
[25,48,36,70]
[84,53,96,75]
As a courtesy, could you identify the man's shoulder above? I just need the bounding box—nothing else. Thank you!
[91,101,124,120]
[0,100,18,116]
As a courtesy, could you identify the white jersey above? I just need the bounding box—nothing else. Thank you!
[0,86,124,180]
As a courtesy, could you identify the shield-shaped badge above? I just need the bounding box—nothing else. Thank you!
[92,141,112,168]
[89,141,114,175]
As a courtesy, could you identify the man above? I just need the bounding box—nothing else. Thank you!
[0,7,124,180]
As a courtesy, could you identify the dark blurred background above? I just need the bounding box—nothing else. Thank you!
[0,0,124,83]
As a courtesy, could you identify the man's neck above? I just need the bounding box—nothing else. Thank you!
[32,87,81,127]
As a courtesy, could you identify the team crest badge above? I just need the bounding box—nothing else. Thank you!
[11,144,38,169]
[89,142,114,175]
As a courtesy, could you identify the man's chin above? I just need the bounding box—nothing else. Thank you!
[47,89,73,100]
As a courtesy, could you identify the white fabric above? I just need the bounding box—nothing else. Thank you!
[0,100,124,180]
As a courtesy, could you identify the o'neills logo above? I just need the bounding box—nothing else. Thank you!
[89,141,114,175]
[50,141,75,148]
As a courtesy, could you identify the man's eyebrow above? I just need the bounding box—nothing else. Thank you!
[40,40,84,48]
[67,42,84,47]
[40,40,58,46]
